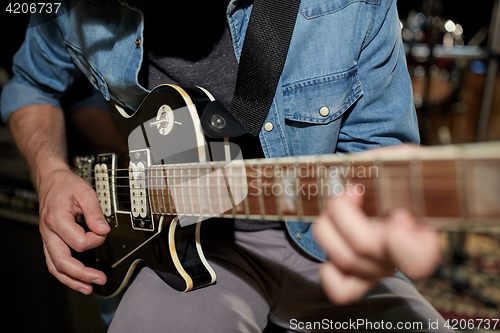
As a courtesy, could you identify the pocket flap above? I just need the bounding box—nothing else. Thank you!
[283,66,362,124]
[300,0,377,19]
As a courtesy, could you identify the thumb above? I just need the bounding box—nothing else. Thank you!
[77,188,111,236]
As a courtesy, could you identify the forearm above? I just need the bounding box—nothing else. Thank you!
[9,104,69,190]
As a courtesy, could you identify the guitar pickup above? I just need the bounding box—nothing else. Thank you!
[94,153,117,227]
[129,149,154,231]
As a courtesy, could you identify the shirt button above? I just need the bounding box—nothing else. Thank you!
[319,106,330,117]
[295,232,301,240]
[91,75,97,84]
[135,37,141,49]
[264,121,274,132]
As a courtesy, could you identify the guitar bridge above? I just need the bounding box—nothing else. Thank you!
[129,149,154,231]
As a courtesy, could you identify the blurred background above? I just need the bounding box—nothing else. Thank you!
[0,1,499,332]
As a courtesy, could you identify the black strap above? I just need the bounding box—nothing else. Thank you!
[202,0,301,138]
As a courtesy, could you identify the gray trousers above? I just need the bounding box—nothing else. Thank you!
[108,223,451,332]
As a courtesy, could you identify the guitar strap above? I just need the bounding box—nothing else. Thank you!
[201,0,302,138]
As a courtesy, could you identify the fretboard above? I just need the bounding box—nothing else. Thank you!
[146,142,500,232]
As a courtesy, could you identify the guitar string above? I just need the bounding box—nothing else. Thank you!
[92,181,497,215]
[86,164,500,174]
[84,159,500,173]
[88,164,499,207]
[87,172,497,180]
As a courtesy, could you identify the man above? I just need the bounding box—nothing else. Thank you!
[1,0,448,331]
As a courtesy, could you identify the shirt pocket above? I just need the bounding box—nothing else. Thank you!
[282,66,362,155]
[300,0,378,19]
[65,41,110,101]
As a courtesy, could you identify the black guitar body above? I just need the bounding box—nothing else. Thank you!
[76,215,214,297]
[73,85,220,298]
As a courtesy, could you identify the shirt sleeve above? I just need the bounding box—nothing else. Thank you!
[0,12,82,123]
[335,0,419,153]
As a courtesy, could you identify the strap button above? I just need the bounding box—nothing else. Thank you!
[264,122,274,132]
[210,114,226,130]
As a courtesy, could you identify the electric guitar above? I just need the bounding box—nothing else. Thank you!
[73,84,500,298]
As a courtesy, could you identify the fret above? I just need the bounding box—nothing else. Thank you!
[294,161,304,221]
[274,162,283,220]
[170,164,179,215]
[374,160,388,217]
[163,166,168,213]
[154,166,159,214]
[316,161,324,213]
[231,161,246,216]
[152,166,158,214]
[144,165,150,213]
[324,163,341,200]
[227,162,237,218]
[224,138,231,162]
[187,164,195,216]
[243,192,250,219]
[216,162,225,217]
[156,166,163,214]
[218,161,235,218]
[179,165,188,216]
[150,165,157,214]
[165,165,174,214]
[157,166,166,215]
[279,163,296,216]
[206,163,213,217]
[196,163,204,219]
[242,164,250,219]
[343,160,352,182]
[258,162,266,219]
[410,159,425,218]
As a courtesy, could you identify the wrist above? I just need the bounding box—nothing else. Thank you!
[34,155,70,191]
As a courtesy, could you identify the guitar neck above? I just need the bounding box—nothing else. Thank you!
[147,142,500,232]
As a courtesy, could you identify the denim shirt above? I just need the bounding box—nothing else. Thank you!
[0,0,419,261]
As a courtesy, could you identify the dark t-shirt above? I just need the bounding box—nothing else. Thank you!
[140,2,281,230]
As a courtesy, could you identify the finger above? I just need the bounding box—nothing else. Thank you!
[74,186,110,236]
[44,208,107,253]
[387,210,442,279]
[319,261,377,305]
[42,231,107,287]
[314,213,394,279]
[43,242,94,295]
[325,189,387,261]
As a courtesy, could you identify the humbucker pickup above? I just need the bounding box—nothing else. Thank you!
[129,149,154,231]
[94,153,117,227]
[74,154,117,227]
